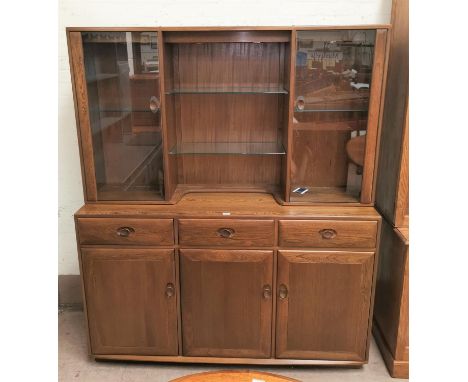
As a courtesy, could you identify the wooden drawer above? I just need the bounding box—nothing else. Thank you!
[178,219,275,247]
[279,220,377,248]
[77,218,174,246]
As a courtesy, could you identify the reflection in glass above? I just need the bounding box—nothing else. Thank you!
[291,30,376,202]
[82,31,163,200]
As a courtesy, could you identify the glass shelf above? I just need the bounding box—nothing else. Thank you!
[165,86,288,95]
[169,142,286,155]
[98,109,159,113]
[295,107,368,113]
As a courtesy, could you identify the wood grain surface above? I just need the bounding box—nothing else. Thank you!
[179,219,275,247]
[180,249,274,358]
[81,248,178,355]
[276,250,375,361]
[77,218,174,246]
[279,219,377,248]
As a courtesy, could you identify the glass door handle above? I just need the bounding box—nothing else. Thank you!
[149,96,160,114]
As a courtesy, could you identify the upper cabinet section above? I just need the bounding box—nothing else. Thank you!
[290,30,386,204]
[68,27,388,204]
[70,31,164,201]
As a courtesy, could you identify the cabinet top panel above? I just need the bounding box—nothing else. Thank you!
[75,193,380,220]
[67,25,391,33]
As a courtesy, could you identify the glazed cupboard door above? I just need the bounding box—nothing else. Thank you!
[68,31,164,201]
[276,250,374,361]
[81,248,178,355]
[180,249,273,358]
[290,29,387,203]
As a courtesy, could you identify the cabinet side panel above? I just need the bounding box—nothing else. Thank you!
[360,29,388,203]
[68,31,98,200]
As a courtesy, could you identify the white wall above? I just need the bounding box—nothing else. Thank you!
[58,0,392,275]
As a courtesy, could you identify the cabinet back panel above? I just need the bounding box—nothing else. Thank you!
[177,155,281,185]
[170,42,286,88]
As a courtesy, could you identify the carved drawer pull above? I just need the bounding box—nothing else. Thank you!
[165,283,175,298]
[217,227,235,238]
[319,229,337,240]
[262,284,272,299]
[116,226,135,237]
[279,284,288,299]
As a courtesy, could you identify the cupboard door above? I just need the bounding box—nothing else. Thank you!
[276,250,374,361]
[71,31,164,201]
[180,249,273,358]
[81,248,178,355]
[290,29,387,203]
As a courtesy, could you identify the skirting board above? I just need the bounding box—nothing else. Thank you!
[372,319,409,379]
[58,275,83,309]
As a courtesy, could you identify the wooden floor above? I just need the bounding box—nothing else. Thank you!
[59,310,407,381]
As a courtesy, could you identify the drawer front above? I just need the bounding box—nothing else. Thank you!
[279,220,377,248]
[77,218,174,246]
[178,219,275,247]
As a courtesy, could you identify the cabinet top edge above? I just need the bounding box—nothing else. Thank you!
[74,193,381,220]
[66,25,391,33]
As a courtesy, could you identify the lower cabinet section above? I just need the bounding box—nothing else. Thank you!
[180,249,274,358]
[76,211,380,365]
[276,250,375,361]
[81,248,179,355]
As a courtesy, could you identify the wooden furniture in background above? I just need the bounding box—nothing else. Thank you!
[68,26,390,367]
[373,0,409,378]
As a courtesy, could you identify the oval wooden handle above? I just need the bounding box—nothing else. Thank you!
[319,229,337,240]
[149,96,160,114]
[279,284,288,299]
[116,226,135,237]
[262,285,272,299]
[165,283,175,298]
[217,228,235,238]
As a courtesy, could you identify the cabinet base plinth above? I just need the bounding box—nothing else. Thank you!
[94,354,365,367]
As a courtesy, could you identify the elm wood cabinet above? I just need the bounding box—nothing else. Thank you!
[74,193,381,366]
[68,25,390,367]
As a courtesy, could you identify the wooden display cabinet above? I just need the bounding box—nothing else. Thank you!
[68,25,390,366]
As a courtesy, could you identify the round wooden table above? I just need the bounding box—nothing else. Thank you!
[169,370,300,382]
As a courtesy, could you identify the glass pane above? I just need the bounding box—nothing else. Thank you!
[82,31,163,200]
[291,30,376,202]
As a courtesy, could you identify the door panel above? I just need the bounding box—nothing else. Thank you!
[276,250,374,361]
[82,248,178,355]
[180,249,273,358]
